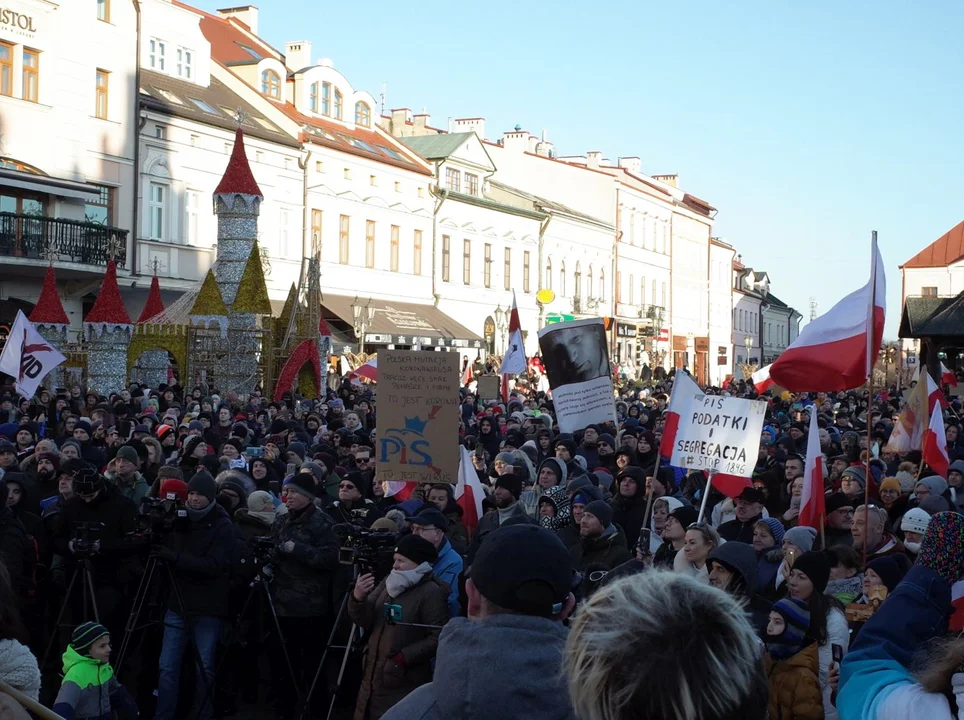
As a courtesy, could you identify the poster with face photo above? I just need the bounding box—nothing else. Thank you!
[537,318,617,433]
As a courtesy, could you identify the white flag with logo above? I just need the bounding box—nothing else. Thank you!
[499,290,527,375]
[0,310,67,398]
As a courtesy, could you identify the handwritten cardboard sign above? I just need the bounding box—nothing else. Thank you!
[376,350,459,484]
[669,394,767,477]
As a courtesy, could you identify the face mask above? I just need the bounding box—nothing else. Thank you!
[905,541,921,554]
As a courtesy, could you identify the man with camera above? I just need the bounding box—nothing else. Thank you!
[152,470,234,720]
[269,473,340,719]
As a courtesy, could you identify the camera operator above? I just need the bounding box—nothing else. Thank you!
[152,470,234,720]
[269,473,340,719]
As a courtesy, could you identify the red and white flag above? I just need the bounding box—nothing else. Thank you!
[455,445,484,536]
[922,402,950,478]
[384,480,415,501]
[349,356,377,383]
[0,310,66,399]
[798,407,826,530]
[942,362,958,387]
[709,471,752,499]
[499,291,527,376]
[770,235,885,391]
[659,371,701,458]
[752,364,774,394]
[461,361,473,387]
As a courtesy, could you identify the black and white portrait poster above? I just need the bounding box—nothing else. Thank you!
[537,318,617,433]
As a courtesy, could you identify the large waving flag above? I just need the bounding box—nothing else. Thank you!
[752,364,774,393]
[942,362,958,388]
[659,371,701,458]
[455,445,485,536]
[922,402,950,478]
[798,406,826,530]
[770,235,885,391]
[0,310,66,399]
[499,291,527,375]
[885,368,944,452]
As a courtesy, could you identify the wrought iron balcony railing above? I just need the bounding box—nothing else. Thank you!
[0,213,128,267]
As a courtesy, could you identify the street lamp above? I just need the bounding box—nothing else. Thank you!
[493,305,507,354]
[744,335,753,365]
[351,296,376,355]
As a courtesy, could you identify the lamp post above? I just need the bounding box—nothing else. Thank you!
[351,296,376,356]
[744,335,753,365]
[494,305,507,354]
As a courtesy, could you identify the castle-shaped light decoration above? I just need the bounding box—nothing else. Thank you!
[28,264,70,390]
[83,259,133,395]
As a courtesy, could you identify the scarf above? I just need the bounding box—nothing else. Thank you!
[385,562,433,598]
[767,635,804,660]
[186,500,217,522]
[249,510,276,524]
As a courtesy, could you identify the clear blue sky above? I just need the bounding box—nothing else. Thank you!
[195,0,964,338]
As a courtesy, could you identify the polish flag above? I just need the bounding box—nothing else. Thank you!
[384,480,416,500]
[709,471,752,499]
[942,362,958,387]
[349,356,377,382]
[659,371,701,458]
[798,406,826,530]
[752,364,774,394]
[454,445,484,536]
[950,581,964,632]
[461,361,473,387]
[769,235,885,391]
[922,402,950,478]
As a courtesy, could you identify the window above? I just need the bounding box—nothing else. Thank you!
[560,261,566,297]
[95,70,109,119]
[394,181,401,193]
[154,124,166,139]
[343,167,351,180]
[445,168,460,192]
[483,244,491,288]
[365,220,375,268]
[149,182,165,240]
[0,43,12,96]
[315,160,324,173]
[97,0,110,22]
[355,101,370,127]
[661,282,666,307]
[280,208,290,255]
[189,98,218,115]
[176,48,192,79]
[321,82,331,115]
[629,274,634,305]
[309,82,318,112]
[185,190,200,245]
[465,173,479,196]
[523,251,531,293]
[463,239,472,285]
[149,39,166,71]
[85,185,113,225]
[588,265,594,299]
[339,215,349,264]
[310,210,322,253]
[414,230,423,275]
[922,286,938,297]
[442,235,450,282]
[417,186,425,198]
[390,225,399,272]
[546,258,552,290]
[22,49,38,102]
[599,269,605,301]
[333,88,343,119]
[190,134,198,147]
[261,69,281,99]
[641,276,646,307]
[504,248,511,290]
[652,279,656,306]
[574,262,582,300]
[369,175,377,187]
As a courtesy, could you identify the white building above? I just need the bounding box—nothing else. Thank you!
[732,263,764,373]
[0,0,137,334]
[709,238,735,386]
[762,293,802,365]
[669,197,715,383]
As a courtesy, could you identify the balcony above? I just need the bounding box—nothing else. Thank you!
[0,213,127,268]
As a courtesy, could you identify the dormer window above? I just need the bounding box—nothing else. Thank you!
[321,82,331,115]
[355,101,371,127]
[309,82,318,112]
[333,89,343,120]
[261,69,281,100]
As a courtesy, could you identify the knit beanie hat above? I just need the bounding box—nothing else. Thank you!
[495,472,523,500]
[916,512,964,586]
[790,550,831,593]
[187,470,216,503]
[901,507,932,536]
[783,525,817,553]
[156,424,174,441]
[247,490,275,513]
[583,499,613,529]
[115,445,139,465]
[182,435,204,458]
[159,478,189,502]
[285,473,317,499]
[71,622,109,657]
[394,533,438,566]
[841,466,867,489]
[879,477,901,494]
[768,598,811,659]
[756,517,786,545]
[38,451,61,472]
[865,555,908,592]
[74,419,92,437]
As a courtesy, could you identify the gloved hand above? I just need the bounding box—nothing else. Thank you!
[916,511,964,585]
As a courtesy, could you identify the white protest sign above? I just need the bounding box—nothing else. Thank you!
[669,393,767,477]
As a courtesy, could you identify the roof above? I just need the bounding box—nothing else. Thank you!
[137,276,166,323]
[140,70,299,148]
[682,193,716,216]
[900,295,964,338]
[85,260,132,324]
[173,1,281,66]
[321,294,482,345]
[902,218,964,269]
[765,292,789,309]
[215,127,263,196]
[398,133,473,160]
[488,180,613,229]
[29,265,70,324]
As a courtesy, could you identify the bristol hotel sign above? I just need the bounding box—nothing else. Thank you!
[0,5,39,40]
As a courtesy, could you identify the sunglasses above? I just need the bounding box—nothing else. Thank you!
[338,483,357,490]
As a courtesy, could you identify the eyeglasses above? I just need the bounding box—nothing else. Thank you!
[355,457,371,464]
[338,483,357,490]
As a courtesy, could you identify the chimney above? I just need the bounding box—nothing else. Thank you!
[534,129,554,157]
[284,41,312,71]
[217,5,259,34]
[413,113,430,132]
[585,151,602,169]
[618,157,641,173]
[527,135,539,153]
[453,117,485,139]
[501,127,529,153]
[652,173,679,188]
[390,108,412,135]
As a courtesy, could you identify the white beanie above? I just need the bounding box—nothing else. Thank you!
[901,507,931,536]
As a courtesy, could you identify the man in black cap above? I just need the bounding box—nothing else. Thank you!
[466,470,536,565]
[381,525,577,720]
[105,444,150,506]
[328,471,383,528]
[718,487,766,543]
[411,507,463,618]
[0,439,19,474]
[823,492,855,548]
[570,499,631,573]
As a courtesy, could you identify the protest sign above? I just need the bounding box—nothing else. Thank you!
[537,318,616,433]
[376,350,459,484]
[0,311,66,399]
[477,375,500,401]
[669,393,767,477]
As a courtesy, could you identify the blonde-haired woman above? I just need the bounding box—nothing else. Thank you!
[673,522,722,584]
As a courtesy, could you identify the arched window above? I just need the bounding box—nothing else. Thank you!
[321,82,331,115]
[545,257,552,290]
[560,261,566,297]
[261,69,281,99]
[309,82,319,112]
[599,269,605,301]
[588,265,594,298]
[333,88,343,119]
[355,101,371,127]
[629,274,634,305]
[574,261,582,300]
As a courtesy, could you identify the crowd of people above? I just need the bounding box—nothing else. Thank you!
[0,367,961,719]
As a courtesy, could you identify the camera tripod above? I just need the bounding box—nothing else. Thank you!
[41,556,100,671]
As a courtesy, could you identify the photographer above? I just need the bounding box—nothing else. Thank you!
[349,534,448,720]
[269,473,340,719]
[152,470,234,720]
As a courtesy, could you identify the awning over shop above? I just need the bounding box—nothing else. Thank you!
[321,294,484,350]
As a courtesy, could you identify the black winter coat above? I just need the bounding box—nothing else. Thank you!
[53,486,137,587]
[569,525,632,573]
[162,503,235,618]
[0,508,26,595]
[718,514,763,544]
[270,503,340,617]
[610,493,648,550]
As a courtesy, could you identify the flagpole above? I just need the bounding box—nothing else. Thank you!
[696,470,715,524]
[862,231,877,568]
[642,453,662,531]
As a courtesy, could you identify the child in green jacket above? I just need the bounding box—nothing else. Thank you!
[52,622,138,720]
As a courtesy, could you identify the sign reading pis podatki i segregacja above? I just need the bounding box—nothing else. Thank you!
[669,393,767,477]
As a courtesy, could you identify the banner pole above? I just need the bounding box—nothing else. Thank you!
[642,453,662,530]
[696,470,714,524]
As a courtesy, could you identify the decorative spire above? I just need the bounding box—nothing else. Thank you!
[190,269,227,316]
[214,127,263,198]
[29,265,69,325]
[319,311,332,336]
[232,242,272,314]
[85,260,132,324]
[137,275,165,323]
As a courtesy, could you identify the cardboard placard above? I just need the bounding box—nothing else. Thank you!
[376,350,459,484]
[477,375,500,400]
[669,393,767,477]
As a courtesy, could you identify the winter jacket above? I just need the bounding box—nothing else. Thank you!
[0,638,40,701]
[104,470,151,507]
[819,607,849,719]
[0,507,26,595]
[569,524,632,573]
[838,566,962,720]
[718,513,764,544]
[538,484,572,532]
[467,501,536,565]
[757,546,784,593]
[52,646,137,720]
[823,525,854,549]
[433,538,463,619]
[233,507,275,542]
[381,614,578,720]
[270,503,340,616]
[609,468,648,549]
[348,573,449,720]
[765,642,824,720]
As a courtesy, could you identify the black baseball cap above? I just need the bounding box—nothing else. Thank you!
[469,524,571,617]
[410,507,450,531]
[736,487,766,504]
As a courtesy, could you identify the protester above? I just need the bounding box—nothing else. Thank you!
[570,499,631,574]
[653,504,696,569]
[410,507,463,618]
[718,487,766,543]
[765,598,824,720]
[852,504,905,561]
[707,541,770,637]
[673,522,721,584]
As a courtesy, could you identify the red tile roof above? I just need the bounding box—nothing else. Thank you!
[173,1,280,65]
[902,219,964,268]
[215,127,264,196]
[85,260,132,324]
[137,275,166,323]
[29,265,69,324]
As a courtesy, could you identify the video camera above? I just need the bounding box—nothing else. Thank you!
[136,493,188,536]
[250,535,280,573]
[71,521,104,558]
[333,523,396,577]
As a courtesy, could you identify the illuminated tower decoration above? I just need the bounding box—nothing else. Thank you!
[83,259,133,395]
[132,274,169,387]
[28,264,70,389]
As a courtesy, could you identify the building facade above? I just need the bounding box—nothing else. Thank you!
[732,262,764,374]
[761,293,802,365]
[709,238,735,386]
